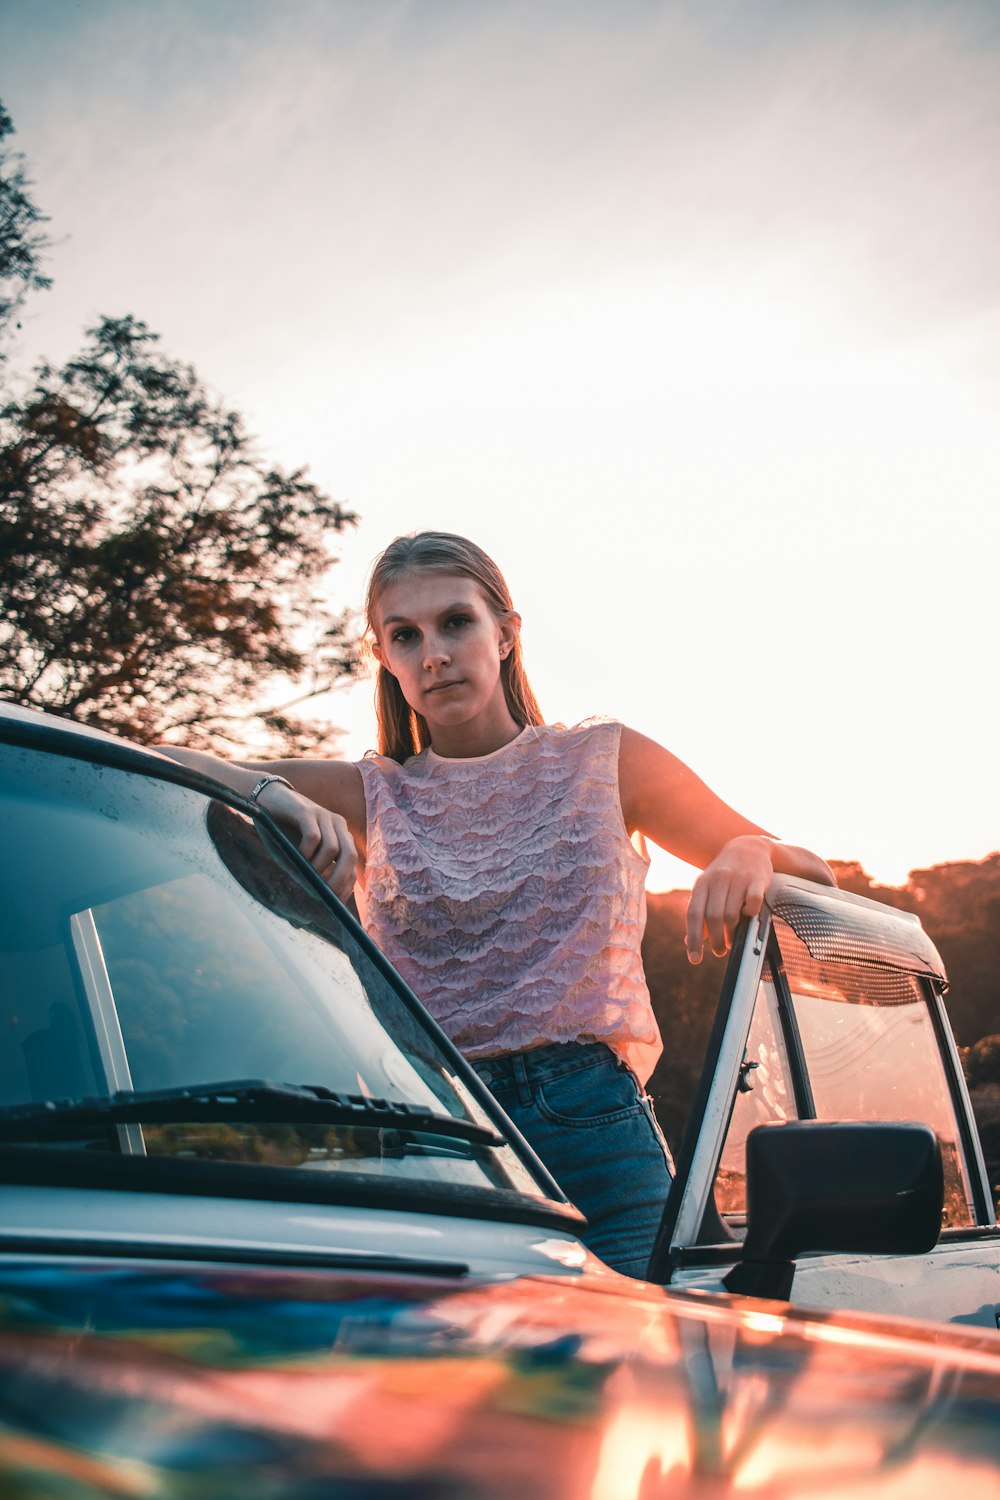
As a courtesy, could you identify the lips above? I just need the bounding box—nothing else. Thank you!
[426,680,462,694]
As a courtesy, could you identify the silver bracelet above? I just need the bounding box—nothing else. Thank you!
[248,773,293,805]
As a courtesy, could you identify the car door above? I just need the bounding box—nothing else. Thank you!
[651,877,1000,1330]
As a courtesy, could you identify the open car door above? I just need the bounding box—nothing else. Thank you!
[648,877,1000,1331]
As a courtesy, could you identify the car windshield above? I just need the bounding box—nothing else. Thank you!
[0,736,549,1203]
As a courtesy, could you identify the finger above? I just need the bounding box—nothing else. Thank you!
[721,881,749,952]
[257,787,333,863]
[297,817,340,872]
[685,881,708,965]
[704,886,732,958]
[723,873,770,949]
[327,828,358,900]
[741,874,769,920]
[324,814,356,897]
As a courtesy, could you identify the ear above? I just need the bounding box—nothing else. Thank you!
[371,639,399,681]
[498,612,521,660]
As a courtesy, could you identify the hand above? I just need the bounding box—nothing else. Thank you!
[255,780,358,901]
[685,835,774,965]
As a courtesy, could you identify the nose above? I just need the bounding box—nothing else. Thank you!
[422,635,451,670]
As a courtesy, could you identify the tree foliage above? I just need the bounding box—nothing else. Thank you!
[0,105,52,355]
[828,854,1000,1048]
[640,890,728,1147]
[0,315,358,749]
[965,1035,1000,1089]
[0,101,359,753]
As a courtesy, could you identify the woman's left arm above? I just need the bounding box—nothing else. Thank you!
[618,726,836,965]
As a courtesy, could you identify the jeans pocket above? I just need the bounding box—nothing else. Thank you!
[535,1055,644,1129]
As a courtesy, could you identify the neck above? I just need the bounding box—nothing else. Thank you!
[428,705,524,760]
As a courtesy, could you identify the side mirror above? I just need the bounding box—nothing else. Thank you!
[723,1120,943,1301]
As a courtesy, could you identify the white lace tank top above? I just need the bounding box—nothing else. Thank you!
[355,720,663,1085]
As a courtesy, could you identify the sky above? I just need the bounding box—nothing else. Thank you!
[1,0,998,889]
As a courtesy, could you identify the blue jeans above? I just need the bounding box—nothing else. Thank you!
[470,1041,674,1279]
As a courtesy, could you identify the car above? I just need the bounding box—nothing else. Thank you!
[1,702,999,1499]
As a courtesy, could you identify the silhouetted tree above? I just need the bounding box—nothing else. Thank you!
[641,889,728,1147]
[965,1035,1000,1088]
[831,855,1000,1048]
[0,315,358,750]
[0,100,359,754]
[0,104,52,356]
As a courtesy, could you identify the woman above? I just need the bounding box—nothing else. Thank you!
[162,531,834,1277]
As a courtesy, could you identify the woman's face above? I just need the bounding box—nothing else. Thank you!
[372,569,519,741]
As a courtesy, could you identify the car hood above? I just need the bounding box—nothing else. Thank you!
[1,1257,999,1498]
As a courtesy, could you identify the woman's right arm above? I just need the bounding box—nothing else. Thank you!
[157,747,365,901]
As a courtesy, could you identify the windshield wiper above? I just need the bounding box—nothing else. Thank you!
[0,1080,504,1147]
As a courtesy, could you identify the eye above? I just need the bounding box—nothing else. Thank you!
[445,613,472,630]
[390,626,417,645]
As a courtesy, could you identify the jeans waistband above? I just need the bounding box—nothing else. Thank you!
[469,1040,620,1091]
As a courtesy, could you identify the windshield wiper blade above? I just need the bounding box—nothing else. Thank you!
[0,1080,504,1147]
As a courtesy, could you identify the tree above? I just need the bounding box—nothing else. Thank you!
[0,104,52,356]
[1,314,359,750]
[965,1035,1000,1089]
[642,888,728,1145]
[0,101,360,754]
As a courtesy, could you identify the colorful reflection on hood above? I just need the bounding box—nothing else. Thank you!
[1,1259,999,1499]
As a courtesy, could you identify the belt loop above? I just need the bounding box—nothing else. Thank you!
[512,1051,533,1107]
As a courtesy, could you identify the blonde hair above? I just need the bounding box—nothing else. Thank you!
[365,532,544,762]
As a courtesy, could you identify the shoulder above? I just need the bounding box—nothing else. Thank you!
[356,748,439,808]
[534,717,623,751]
[615,726,698,829]
[357,748,428,784]
[516,720,624,780]
[616,724,684,787]
[617,724,655,766]
[521,721,624,798]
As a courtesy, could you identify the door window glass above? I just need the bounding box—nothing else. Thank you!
[710,917,975,1233]
[775,915,974,1229]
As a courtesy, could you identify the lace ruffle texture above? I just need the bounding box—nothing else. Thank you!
[357,721,662,1080]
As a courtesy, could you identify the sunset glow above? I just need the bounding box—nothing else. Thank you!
[3,0,997,889]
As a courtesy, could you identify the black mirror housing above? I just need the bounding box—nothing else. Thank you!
[724,1121,943,1301]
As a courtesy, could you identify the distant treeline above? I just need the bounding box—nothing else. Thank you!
[642,852,1000,1150]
